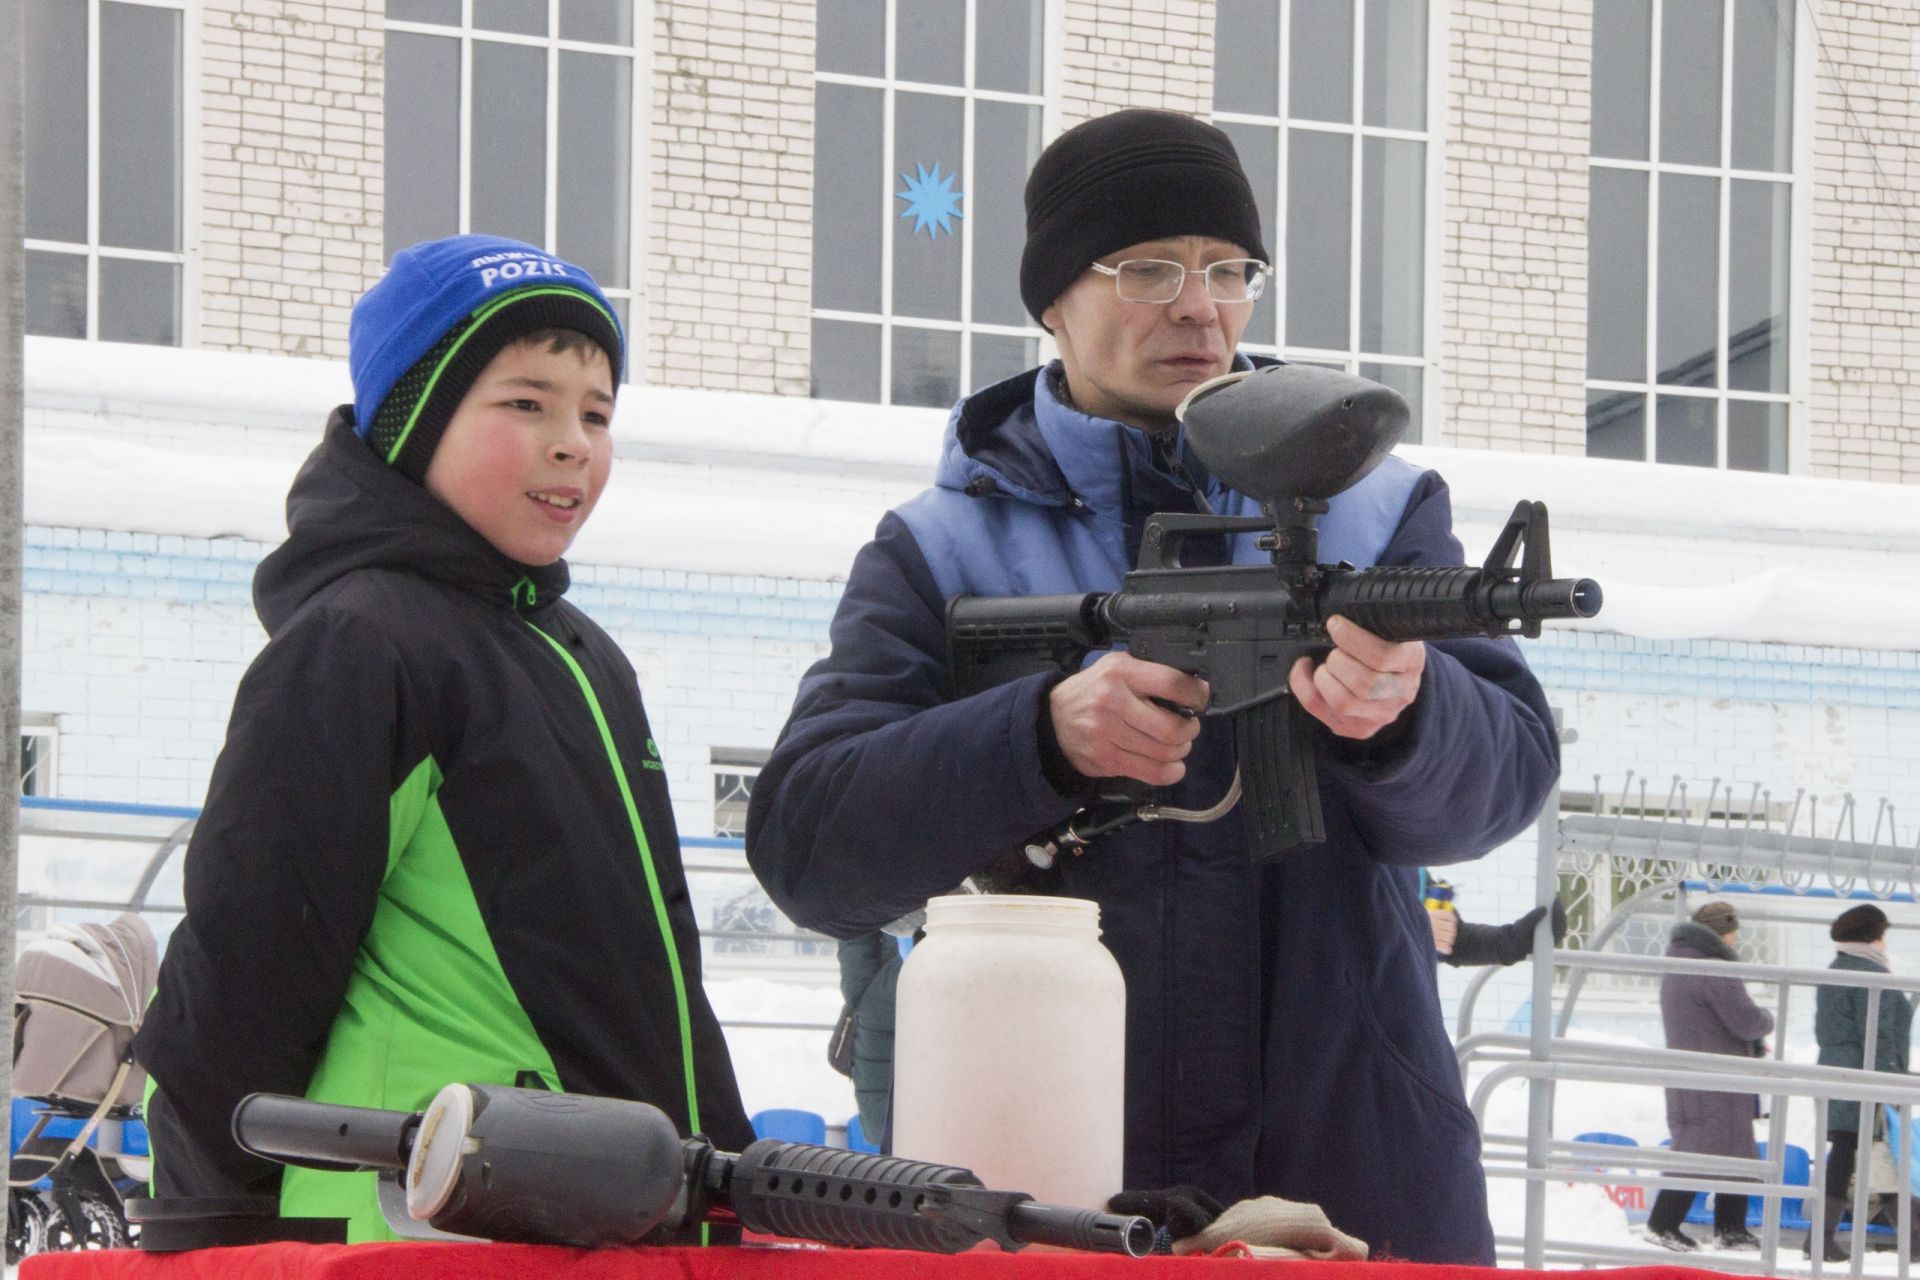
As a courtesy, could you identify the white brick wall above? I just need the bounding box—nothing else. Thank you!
[198,0,385,359]
[1440,0,1591,455]
[1061,0,1214,127]
[1805,1,1920,482]
[17,557,842,846]
[648,0,814,395]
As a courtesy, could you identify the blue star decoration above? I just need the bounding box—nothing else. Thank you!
[897,161,964,239]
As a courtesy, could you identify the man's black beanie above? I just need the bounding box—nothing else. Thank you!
[1019,108,1270,325]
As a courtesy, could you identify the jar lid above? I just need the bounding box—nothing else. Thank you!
[923,894,1101,933]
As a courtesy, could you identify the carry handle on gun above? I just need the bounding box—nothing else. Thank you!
[946,364,1601,865]
[231,1084,1153,1257]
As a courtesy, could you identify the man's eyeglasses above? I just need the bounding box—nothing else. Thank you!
[1089,258,1272,305]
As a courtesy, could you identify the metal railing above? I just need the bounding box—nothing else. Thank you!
[1472,773,1920,1273]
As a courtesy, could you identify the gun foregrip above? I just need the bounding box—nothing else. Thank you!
[1235,698,1324,862]
[1320,566,1597,641]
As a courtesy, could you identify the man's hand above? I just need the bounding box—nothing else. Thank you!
[1049,652,1208,786]
[1288,615,1424,740]
[1427,906,1458,956]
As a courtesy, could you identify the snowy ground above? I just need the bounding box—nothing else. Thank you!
[707,976,857,1129]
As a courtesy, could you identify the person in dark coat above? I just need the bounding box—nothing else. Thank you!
[1642,901,1774,1252]
[832,933,903,1145]
[1811,903,1913,1262]
[746,109,1561,1265]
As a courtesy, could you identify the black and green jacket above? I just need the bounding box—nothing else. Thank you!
[134,410,753,1240]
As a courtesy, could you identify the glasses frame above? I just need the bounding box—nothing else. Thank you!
[1089,257,1274,305]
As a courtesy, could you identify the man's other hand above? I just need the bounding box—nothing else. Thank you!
[1288,615,1424,740]
[1428,906,1458,956]
[1049,652,1208,786]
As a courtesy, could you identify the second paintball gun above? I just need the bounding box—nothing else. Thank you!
[948,363,1602,865]
[132,1082,1152,1256]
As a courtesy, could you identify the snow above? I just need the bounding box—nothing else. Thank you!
[704,977,856,1127]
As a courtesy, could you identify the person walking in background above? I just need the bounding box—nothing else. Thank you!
[1641,901,1773,1252]
[1812,903,1914,1263]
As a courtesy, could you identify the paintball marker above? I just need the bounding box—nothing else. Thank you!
[187,1083,1151,1255]
[948,363,1601,866]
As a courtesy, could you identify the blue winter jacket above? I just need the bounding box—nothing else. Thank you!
[746,364,1560,1264]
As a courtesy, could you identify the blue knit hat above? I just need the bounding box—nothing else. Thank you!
[349,234,624,482]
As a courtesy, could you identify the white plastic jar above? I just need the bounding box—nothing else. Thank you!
[891,894,1126,1211]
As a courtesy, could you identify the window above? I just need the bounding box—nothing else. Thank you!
[20,718,58,798]
[811,0,1050,407]
[707,749,833,958]
[711,748,766,840]
[383,0,643,363]
[23,0,188,346]
[1586,0,1796,471]
[1212,0,1433,440]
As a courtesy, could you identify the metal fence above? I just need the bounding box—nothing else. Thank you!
[1467,774,1920,1274]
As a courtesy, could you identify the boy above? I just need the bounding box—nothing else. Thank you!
[134,234,754,1241]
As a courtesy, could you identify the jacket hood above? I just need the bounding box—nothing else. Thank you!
[1668,920,1739,961]
[253,407,571,635]
[933,360,1261,513]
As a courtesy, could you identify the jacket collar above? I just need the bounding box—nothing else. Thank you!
[935,358,1260,514]
[253,408,571,635]
[1668,920,1739,961]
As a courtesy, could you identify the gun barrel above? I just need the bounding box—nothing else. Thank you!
[232,1093,417,1173]
[1006,1201,1155,1257]
[1520,576,1602,619]
[1320,566,1599,641]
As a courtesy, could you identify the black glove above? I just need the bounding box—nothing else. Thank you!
[1107,1185,1226,1248]
[1443,897,1567,967]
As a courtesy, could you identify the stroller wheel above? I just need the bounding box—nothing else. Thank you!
[7,1190,54,1264]
[47,1191,130,1251]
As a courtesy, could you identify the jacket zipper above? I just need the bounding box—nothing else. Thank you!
[522,620,705,1139]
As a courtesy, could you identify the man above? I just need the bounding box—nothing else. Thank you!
[746,108,1560,1264]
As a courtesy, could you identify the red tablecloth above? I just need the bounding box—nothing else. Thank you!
[17,1245,1749,1280]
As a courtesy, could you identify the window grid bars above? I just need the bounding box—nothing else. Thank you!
[86,0,102,341]
[1213,1,1432,400]
[876,0,897,400]
[1589,0,1796,470]
[35,0,190,344]
[813,0,1050,406]
[959,0,978,394]
[385,1,643,350]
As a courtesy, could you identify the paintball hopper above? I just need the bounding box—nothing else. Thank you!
[1177,364,1407,503]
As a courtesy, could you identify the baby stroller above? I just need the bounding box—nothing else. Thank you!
[9,914,159,1260]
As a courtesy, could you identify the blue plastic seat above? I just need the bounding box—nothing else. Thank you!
[1575,1130,1639,1149]
[1574,1132,1650,1221]
[750,1108,827,1146]
[1752,1141,1811,1231]
[846,1114,881,1154]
